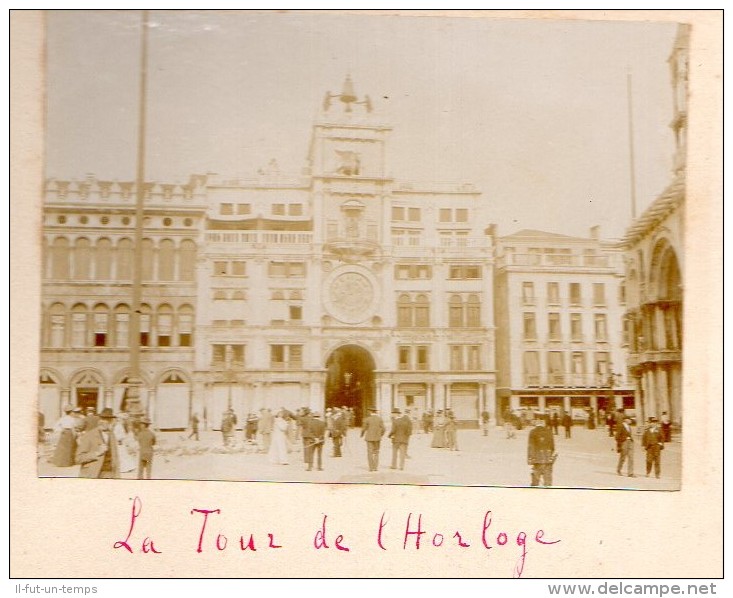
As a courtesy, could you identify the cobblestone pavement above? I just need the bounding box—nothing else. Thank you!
[37,424,681,490]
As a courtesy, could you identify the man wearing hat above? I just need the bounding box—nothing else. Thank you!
[388,408,412,471]
[615,415,636,477]
[527,417,556,487]
[303,411,326,471]
[136,417,157,480]
[75,407,119,479]
[642,417,664,478]
[360,408,385,472]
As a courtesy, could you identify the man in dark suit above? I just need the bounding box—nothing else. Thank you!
[330,408,347,457]
[136,417,156,480]
[75,407,119,479]
[388,408,412,470]
[360,408,385,472]
[615,416,635,477]
[527,418,556,487]
[303,411,327,471]
[642,417,664,478]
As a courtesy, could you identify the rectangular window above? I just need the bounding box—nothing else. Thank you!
[522,282,535,305]
[594,313,608,341]
[416,346,429,371]
[289,203,303,216]
[524,351,540,386]
[449,304,463,328]
[449,265,482,279]
[570,313,583,341]
[467,302,481,327]
[571,352,586,385]
[467,345,481,369]
[237,203,251,215]
[593,283,606,306]
[272,203,285,216]
[414,304,430,328]
[268,262,306,277]
[547,282,560,305]
[289,262,305,277]
[548,313,561,340]
[569,283,582,306]
[523,313,537,340]
[455,208,468,222]
[594,352,609,385]
[439,208,452,223]
[231,261,246,276]
[548,351,565,385]
[231,344,245,367]
[398,346,411,371]
[289,345,303,367]
[115,313,128,348]
[408,230,421,246]
[212,344,226,366]
[450,345,463,370]
[220,203,234,215]
[214,261,227,276]
[289,305,302,322]
[408,207,420,222]
[395,265,409,280]
[392,206,405,221]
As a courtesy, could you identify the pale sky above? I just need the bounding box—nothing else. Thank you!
[45,10,681,240]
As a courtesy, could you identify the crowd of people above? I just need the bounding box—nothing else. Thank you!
[44,405,156,479]
[42,402,675,485]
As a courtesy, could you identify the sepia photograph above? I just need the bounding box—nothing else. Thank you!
[33,10,691,491]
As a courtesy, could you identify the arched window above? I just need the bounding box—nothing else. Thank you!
[158,239,175,281]
[114,304,130,348]
[73,238,92,280]
[157,304,173,347]
[117,238,133,280]
[139,303,152,347]
[179,239,197,281]
[141,239,154,280]
[397,294,412,327]
[449,295,463,328]
[93,304,109,347]
[95,238,112,280]
[48,302,66,347]
[51,237,70,279]
[178,304,194,347]
[466,294,481,327]
[71,303,88,347]
[414,294,430,328]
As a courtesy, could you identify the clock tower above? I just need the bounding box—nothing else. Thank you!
[308,76,393,255]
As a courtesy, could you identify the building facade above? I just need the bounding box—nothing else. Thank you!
[494,228,634,422]
[621,25,688,430]
[39,78,497,429]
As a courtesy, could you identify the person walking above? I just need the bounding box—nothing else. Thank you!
[268,410,290,465]
[561,411,573,438]
[431,410,447,448]
[642,417,664,478]
[330,408,347,457]
[360,408,385,472]
[615,416,635,477]
[188,412,200,441]
[445,411,459,451]
[221,408,237,448]
[527,418,556,487]
[257,408,274,453]
[75,407,119,479]
[551,411,560,436]
[480,410,490,437]
[136,417,156,480]
[388,408,412,470]
[503,409,516,439]
[51,406,80,467]
[303,411,326,471]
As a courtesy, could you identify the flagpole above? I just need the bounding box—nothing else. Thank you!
[126,9,149,418]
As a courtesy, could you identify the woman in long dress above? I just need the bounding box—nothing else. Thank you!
[114,414,138,474]
[51,407,79,467]
[268,410,290,465]
[431,410,447,448]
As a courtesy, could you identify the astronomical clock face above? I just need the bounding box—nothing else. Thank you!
[324,268,378,324]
